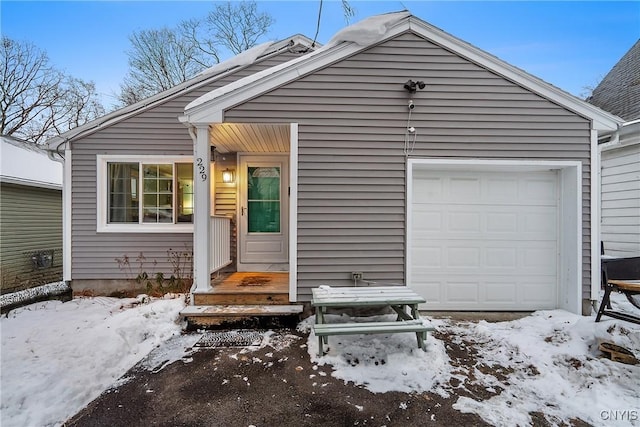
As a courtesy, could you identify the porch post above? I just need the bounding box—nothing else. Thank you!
[193,124,211,293]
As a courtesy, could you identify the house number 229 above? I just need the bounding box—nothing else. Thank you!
[196,158,207,182]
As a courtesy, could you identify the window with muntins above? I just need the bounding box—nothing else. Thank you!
[106,160,193,226]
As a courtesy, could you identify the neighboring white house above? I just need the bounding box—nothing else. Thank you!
[588,40,640,257]
[1,135,64,293]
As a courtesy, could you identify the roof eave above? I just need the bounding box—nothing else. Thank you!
[184,15,624,133]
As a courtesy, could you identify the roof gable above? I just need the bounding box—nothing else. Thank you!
[183,13,623,133]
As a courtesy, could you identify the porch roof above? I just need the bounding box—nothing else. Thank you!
[210,123,290,154]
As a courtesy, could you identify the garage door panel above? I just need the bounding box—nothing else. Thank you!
[446,281,480,303]
[485,282,517,303]
[520,282,557,305]
[487,178,518,200]
[449,178,481,201]
[411,169,559,311]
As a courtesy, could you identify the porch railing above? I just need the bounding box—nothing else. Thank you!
[210,215,232,273]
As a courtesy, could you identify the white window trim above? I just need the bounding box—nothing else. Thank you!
[96,154,194,233]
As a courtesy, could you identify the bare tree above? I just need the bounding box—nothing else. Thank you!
[119,0,273,105]
[0,37,104,144]
[183,0,274,62]
[119,27,205,104]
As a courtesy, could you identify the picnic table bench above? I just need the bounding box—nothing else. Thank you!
[311,286,434,356]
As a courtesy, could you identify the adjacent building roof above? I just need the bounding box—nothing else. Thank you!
[587,40,640,122]
[183,12,623,133]
[1,135,63,189]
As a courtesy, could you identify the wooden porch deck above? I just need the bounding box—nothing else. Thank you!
[211,272,289,294]
[184,272,301,327]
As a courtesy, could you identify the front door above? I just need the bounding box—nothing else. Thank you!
[238,154,289,266]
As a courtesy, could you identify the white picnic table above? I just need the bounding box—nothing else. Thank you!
[311,286,434,356]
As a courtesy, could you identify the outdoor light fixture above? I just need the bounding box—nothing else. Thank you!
[222,168,235,184]
[403,79,426,93]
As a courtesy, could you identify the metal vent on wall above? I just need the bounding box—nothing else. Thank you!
[30,250,54,270]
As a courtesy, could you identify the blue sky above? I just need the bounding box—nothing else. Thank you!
[2,1,638,108]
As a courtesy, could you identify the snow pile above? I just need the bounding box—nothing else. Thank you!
[2,287,639,427]
[0,281,70,310]
[304,300,639,426]
[302,314,453,395]
[448,311,640,426]
[0,295,185,427]
[326,11,410,47]
[197,41,275,77]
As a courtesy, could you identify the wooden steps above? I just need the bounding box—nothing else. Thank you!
[192,290,289,305]
[184,272,299,329]
[181,304,304,328]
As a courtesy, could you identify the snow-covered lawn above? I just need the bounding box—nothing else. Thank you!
[1,290,639,427]
[1,294,186,427]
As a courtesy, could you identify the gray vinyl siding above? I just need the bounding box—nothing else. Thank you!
[214,153,238,267]
[601,143,640,257]
[224,32,593,301]
[0,183,63,293]
[70,52,300,280]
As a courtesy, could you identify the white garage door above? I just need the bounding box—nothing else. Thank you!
[410,168,559,311]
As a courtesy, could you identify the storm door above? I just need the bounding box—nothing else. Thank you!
[238,155,288,265]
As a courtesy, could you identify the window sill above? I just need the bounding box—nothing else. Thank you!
[97,223,194,233]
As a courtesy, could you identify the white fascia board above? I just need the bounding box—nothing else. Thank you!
[406,18,623,133]
[0,176,62,190]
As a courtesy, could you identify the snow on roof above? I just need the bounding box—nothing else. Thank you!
[1,135,62,189]
[326,11,410,47]
[184,11,410,112]
[197,41,276,77]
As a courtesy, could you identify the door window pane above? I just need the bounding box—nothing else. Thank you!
[248,167,280,233]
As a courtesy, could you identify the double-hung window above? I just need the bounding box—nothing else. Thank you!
[97,156,194,232]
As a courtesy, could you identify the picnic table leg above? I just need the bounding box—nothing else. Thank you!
[316,306,327,356]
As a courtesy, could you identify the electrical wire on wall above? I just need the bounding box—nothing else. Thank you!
[402,80,425,156]
[404,99,417,155]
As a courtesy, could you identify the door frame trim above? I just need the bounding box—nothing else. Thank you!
[236,153,289,269]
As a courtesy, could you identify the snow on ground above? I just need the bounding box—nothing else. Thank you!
[303,294,640,426]
[299,313,454,395]
[1,289,639,427]
[0,294,186,427]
